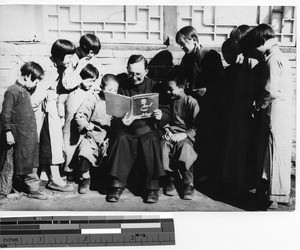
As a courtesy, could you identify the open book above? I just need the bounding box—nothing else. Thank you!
[104,92,159,119]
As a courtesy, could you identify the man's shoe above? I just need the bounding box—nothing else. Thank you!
[79,178,90,194]
[145,190,159,203]
[106,188,123,202]
[182,184,194,200]
[28,191,48,200]
[47,180,74,192]
[163,183,176,196]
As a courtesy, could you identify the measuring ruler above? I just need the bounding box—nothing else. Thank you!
[0,214,175,247]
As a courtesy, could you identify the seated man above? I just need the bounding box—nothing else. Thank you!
[105,55,170,203]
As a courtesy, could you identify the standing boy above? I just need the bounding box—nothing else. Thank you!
[0,62,48,201]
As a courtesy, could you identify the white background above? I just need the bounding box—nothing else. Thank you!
[0,0,299,249]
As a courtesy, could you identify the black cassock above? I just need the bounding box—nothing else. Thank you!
[106,76,170,190]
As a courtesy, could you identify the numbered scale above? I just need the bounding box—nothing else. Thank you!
[0,215,175,248]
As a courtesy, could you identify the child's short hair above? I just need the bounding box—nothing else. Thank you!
[221,38,237,65]
[79,34,101,55]
[240,23,275,54]
[79,64,99,80]
[101,74,118,89]
[165,66,187,89]
[127,55,148,69]
[176,26,199,44]
[230,24,252,42]
[51,39,76,62]
[20,61,44,81]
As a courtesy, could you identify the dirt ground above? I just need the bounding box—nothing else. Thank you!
[0,174,295,212]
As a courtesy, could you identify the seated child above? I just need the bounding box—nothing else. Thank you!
[75,74,119,194]
[161,66,199,200]
[57,64,99,175]
[0,61,48,201]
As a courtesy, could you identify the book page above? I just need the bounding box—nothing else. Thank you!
[104,92,131,118]
[131,93,159,119]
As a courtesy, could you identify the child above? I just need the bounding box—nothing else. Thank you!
[241,24,293,209]
[75,74,119,194]
[62,34,101,91]
[218,25,260,196]
[57,64,99,176]
[0,62,48,200]
[105,55,170,203]
[176,26,223,182]
[37,39,76,192]
[161,66,199,200]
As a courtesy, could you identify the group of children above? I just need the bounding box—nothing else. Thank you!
[0,23,293,209]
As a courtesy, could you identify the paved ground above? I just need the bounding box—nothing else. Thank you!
[0,174,295,212]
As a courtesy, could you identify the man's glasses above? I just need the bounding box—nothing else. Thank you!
[128,71,146,78]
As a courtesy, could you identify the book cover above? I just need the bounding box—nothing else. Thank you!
[104,92,159,119]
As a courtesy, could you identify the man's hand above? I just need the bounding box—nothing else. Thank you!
[122,112,135,126]
[6,131,15,145]
[153,109,162,120]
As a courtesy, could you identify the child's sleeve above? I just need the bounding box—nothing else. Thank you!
[56,93,69,118]
[0,89,15,132]
[75,95,95,132]
[257,57,282,109]
[62,56,86,90]
[185,97,200,140]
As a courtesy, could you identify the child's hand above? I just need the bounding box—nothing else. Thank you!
[6,131,15,145]
[196,88,207,96]
[85,122,94,131]
[153,109,162,120]
[170,133,187,142]
[76,57,89,71]
[162,128,173,141]
[122,112,135,126]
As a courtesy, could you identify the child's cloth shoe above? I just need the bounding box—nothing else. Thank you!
[47,180,74,192]
[28,191,48,200]
[182,184,194,200]
[163,183,176,196]
[78,178,90,194]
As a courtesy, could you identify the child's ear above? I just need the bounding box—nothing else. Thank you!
[24,74,32,81]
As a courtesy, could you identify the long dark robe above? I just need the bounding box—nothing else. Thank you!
[106,76,170,187]
[180,45,224,178]
[0,82,39,175]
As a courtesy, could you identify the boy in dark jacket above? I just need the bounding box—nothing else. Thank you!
[0,62,48,201]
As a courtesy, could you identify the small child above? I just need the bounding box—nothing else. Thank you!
[0,62,48,201]
[57,64,99,175]
[62,33,101,91]
[75,74,119,194]
[161,66,199,200]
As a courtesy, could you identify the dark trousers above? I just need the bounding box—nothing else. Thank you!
[106,130,165,190]
[0,146,40,195]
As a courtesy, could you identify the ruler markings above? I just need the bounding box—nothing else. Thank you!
[0,216,175,247]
